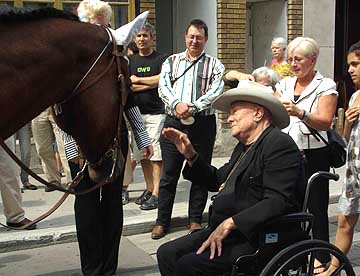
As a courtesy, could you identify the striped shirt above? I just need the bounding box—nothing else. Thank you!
[158,50,225,116]
[62,106,150,161]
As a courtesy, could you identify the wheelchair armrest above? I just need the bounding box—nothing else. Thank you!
[265,212,313,225]
[264,212,313,235]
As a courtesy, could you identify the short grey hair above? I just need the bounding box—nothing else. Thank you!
[141,22,155,37]
[272,37,287,49]
[287,36,319,58]
[252,66,280,89]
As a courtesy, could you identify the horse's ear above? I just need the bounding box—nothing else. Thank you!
[111,11,149,47]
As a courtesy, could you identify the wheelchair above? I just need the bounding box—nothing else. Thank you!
[212,171,356,276]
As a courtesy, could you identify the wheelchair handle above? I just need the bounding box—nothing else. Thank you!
[308,171,339,183]
[302,171,339,212]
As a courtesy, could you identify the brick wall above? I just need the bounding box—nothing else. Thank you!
[139,0,157,48]
[217,0,247,127]
[139,0,156,25]
[217,0,247,71]
[287,0,303,42]
[214,0,247,156]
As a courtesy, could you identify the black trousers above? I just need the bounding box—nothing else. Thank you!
[304,146,331,263]
[156,115,216,227]
[157,227,256,276]
[70,136,128,276]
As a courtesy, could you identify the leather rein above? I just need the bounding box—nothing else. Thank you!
[0,27,127,229]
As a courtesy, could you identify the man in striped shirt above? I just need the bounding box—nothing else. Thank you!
[152,19,225,240]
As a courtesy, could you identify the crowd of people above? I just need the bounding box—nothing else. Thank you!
[2,0,360,275]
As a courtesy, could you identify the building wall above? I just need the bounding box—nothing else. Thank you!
[303,0,336,78]
[140,0,157,48]
[173,0,217,57]
[217,0,247,71]
[140,0,156,25]
[215,0,247,156]
[250,0,287,70]
[287,0,303,41]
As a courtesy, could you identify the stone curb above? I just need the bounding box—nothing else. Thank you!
[0,212,210,253]
[0,193,341,253]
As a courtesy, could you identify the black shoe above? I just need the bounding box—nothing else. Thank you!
[7,218,37,230]
[45,186,56,192]
[23,182,38,190]
[140,195,158,210]
[135,190,152,205]
[122,190,129,205]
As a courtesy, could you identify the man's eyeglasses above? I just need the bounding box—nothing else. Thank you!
[186,35,205,42]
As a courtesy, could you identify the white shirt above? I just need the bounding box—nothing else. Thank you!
[276,71,338,150]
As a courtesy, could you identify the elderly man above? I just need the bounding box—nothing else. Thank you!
[153,19,225,239]
[156,81,305,276]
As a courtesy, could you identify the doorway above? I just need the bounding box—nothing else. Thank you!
[334,0,360,107]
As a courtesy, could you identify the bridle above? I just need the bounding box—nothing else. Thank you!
[0,27,128,229]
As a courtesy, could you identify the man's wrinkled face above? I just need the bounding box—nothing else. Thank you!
[185,25,207,57]
[227,102,260,141]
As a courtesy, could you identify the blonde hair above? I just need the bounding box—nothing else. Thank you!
[77,0,112,23]
[287,37,319,58]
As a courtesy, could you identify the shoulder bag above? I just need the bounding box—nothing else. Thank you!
[305,124,346,168]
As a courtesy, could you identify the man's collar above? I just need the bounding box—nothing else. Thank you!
[182,49,205,62]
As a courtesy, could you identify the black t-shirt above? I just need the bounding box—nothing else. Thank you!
[129,51,167,114]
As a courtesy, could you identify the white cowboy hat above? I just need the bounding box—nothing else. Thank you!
[212,80,289,129]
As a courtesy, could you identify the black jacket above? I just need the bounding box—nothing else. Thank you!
[183,126,305,242]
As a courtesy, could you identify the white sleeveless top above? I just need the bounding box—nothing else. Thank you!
[276,71,338,150]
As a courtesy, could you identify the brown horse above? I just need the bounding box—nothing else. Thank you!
[0,8,130,185]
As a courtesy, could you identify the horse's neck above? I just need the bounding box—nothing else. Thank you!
[0,20,107,138]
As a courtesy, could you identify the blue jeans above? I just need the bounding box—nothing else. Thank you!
[16,123,31,184]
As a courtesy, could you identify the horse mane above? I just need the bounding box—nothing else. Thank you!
[0,6,79,24]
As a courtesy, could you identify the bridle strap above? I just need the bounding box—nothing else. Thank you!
[0,27,128,229]
[0,136,85,230]
[67,27,128,196]
[75,28,128,195]
[57,28,114,106]
[0,137,76,193]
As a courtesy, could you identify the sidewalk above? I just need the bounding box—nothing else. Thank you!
[0,157,225,252]
[0,158,359,274]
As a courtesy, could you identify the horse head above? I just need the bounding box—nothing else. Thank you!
[0,8,148,186]
[54,29,131,185]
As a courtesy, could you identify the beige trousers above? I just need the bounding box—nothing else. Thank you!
[32,108,71,184]
[0,136,25,223]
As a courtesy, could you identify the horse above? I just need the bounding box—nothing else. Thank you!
[0,7,135,188]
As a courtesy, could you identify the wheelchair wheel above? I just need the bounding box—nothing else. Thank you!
[259,239,355,276]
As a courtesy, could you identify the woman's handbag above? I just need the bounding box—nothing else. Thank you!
[305,125,346,168]
[326,129,347,168]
